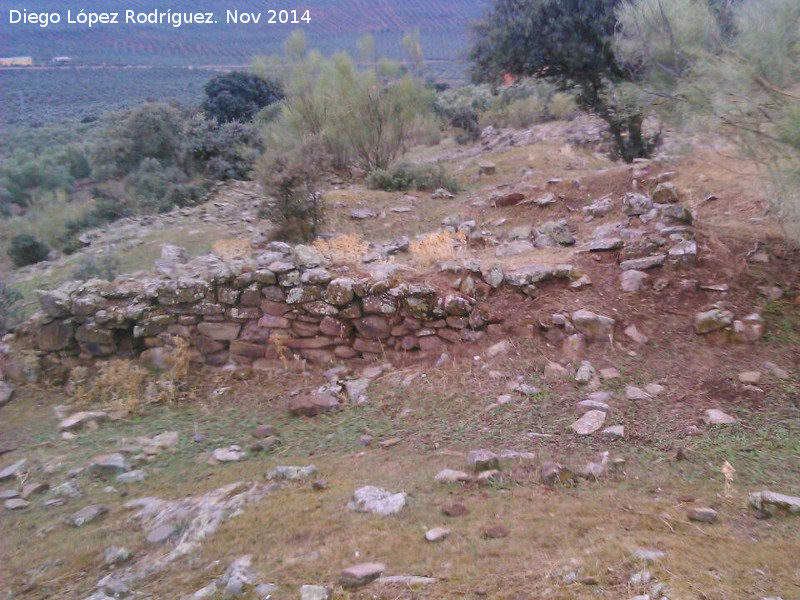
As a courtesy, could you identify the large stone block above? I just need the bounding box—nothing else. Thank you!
[197,322,241,341]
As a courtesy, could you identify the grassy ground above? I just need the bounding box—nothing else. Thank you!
[2,323,798,599]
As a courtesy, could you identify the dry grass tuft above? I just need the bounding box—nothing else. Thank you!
[72,338,195,411]
[409,230,466,266]
[312,233,370,265]
[74,359,150,412]
[212,238,252,261]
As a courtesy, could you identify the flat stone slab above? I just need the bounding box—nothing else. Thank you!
[340,562,386,588]
[146,523,178,545]
[58,411,108,431]
[5,498,29,510]
[347,486,406,516]
[570,410,606,435]
[435,469,471,484]
[376,575,437,585]
[703,409,736,425]
[688,507,719,523]
[749,491,800,514]
[425,527,451,542]
[466,450,500,472]
[68,504,108,527]
[300,585,333,600]
[632,547,665,561]
[266,465,318,481]
[0,459,27,481]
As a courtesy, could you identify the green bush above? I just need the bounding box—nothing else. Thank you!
[257,136,330,242]
[366,163,460,192]
[72,253,120,282]
[202,72,284,124]
[547,92,579,120]
[8,233,50,267]
[0,282,23,334]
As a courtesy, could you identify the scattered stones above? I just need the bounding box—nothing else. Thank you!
[0,459,27,481]
[266,465,318,481]
[466,450,500,472]
[5,498,29,510]
[645,383,665,396]
[67,504,108,527]
[541,462,575,486]
[340,562,386,588]
[625,324,649,344]
[212,446,245,462]
[570,410,606,435]
[116,470,147,484]
[376,575,437,586]
[622,193,653,216]
[738,371,762,384]
[425,527,451,542]
[619,254,666,271]
[288,394,340,417]
[703,409,736,425]
[89,453,129,476]
[575,361,596,385]
[435,469,471,484]
[632,548,665,562]
[252,424,276,439]
[688,507,719,523]
[763,361,789,379]
[442,503,469,517]
[58,411,108,431]
[599,368,621,380]
[695,308,734,334]
[544,361,570,380]
[0,382,14,407]
[105,546,132,565]
[147,523,178,545]
[481,524,510,539]
[626,386,651,401]
[300,585,333,600]
[749,491,800,514]
[621,270,648,292]
[601,425,625,439]
[486,339,512,358]
[347,486,407,515]
[571,309,615,341]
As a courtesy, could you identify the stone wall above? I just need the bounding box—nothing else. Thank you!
[26,243,575,368]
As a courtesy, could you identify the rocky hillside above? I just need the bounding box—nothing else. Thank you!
[0,118,798,600]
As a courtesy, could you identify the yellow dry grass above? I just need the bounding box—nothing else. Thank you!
[212,238,252,261]
[313,234,370,265]
[409,230,466,266]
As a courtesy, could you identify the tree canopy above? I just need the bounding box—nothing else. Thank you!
[202,72,284,124]
[470,0,658,161]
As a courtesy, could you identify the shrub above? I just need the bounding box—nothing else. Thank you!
[0,282,23,334]
[366,163,460,192]
[72,253,120,282]
[182,115,263,180]
[450,108,481,144]
[257,136,331,242]
[505,97,546,129]
[548,92,579,120]
[8,233,50,267]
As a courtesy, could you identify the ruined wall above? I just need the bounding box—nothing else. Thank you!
[27,243,576,368]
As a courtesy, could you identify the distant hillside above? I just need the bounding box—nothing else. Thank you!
[0,1,488,67]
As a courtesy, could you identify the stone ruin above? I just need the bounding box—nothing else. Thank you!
[14,242,576,371]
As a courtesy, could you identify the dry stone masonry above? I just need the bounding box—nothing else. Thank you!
[20,242,582,370]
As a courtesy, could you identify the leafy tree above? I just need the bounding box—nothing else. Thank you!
[202,72,284,124]
[92,103,184,178]
[469,0,658,161]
